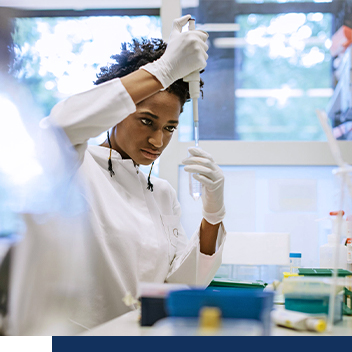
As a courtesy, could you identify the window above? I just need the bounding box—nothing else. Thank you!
[235,12,332,141]
[180,0,334,141]
[11,13,161,119]
[0,9,161,238]
[10,10,161,166]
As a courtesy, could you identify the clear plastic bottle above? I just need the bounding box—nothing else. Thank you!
[289,253,302,274]
[320,234,347,269]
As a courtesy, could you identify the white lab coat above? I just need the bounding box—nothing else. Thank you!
[39,77,226,329]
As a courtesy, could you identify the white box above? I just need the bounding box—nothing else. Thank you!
[222,232,290,266]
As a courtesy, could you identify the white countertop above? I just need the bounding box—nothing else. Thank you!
[80,306,352,336]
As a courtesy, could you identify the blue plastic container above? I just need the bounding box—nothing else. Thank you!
[166,288,274,336]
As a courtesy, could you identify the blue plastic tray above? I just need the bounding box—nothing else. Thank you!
[166,288,274,336]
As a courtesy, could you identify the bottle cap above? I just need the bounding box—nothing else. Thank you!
[306,318,327,332]
[330,210,345,216]
[314,319,327,333]
[289,253,301,258]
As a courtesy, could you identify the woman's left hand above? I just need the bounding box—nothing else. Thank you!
[182,147,225,225]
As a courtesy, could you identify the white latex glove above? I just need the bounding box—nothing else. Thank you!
[141,14,209,89]
[182,147,225,225]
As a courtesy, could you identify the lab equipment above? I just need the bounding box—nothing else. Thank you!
[209,278,267,290]
[298,268,352,315]
[271,309,327,332]
[183,147,225,225]
[316,109,352,330]
[166,288,274,336]
[282,275,346,295]
[316,211,348,269]
[284,292,343,323]
[141,15,208,89]
[150,310,262,336]
[183,18,202,201]
[298,268,352,277]
[320,234,348,269]
[138,282,189,327]
[282,276,345,323]
[344,287,352,315]
[316,110,352,199]
[289,253,302,274]
[188,150,202,201]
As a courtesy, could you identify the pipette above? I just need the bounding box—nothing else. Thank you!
[183,18,202,200]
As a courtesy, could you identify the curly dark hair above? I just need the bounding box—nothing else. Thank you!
[94,38,203,108]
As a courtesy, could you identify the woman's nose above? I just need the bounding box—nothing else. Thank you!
[148,130,163,148]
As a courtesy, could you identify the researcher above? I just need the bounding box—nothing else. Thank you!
[40,14,226,329]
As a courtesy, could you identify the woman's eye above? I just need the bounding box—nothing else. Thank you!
[141,118,152,126]
[165,126,177,132]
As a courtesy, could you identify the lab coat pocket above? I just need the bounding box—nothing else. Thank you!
[161,215,179,264]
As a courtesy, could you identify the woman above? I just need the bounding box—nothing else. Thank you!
[42,15,226,329]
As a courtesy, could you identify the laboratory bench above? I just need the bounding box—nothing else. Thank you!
[80,305,352,337]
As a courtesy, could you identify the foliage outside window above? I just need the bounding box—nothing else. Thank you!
[11,16,161,118]
[180,0,333,141]
[235,12,332,141]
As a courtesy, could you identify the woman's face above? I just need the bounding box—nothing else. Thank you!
[110,91,181,165]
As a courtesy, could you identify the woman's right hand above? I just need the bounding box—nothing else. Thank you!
[141,14,209,89]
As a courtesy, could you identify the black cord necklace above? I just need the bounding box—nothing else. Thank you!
[107,130,115,177]
[106,131,154,192]
[147,162,154,192]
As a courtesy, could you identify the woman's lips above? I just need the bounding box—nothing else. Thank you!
[141,149,160,160]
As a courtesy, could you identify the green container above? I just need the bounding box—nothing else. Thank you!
[298,268,352,277]
[343,287,352,316]
[208,278,267,290]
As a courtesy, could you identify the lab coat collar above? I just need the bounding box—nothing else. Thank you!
[89,145,140,171]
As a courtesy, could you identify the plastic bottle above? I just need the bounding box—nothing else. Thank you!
[320,234,347,269]
[319,211,348,269]
[271,309,327,332]
[289,253,302,274]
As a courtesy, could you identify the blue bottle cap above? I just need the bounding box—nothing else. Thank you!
[289,253,301,258]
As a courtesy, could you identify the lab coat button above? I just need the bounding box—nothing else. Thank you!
[173,228,178,237]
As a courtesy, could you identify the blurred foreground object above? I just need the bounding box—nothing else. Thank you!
[0,74,97,335]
